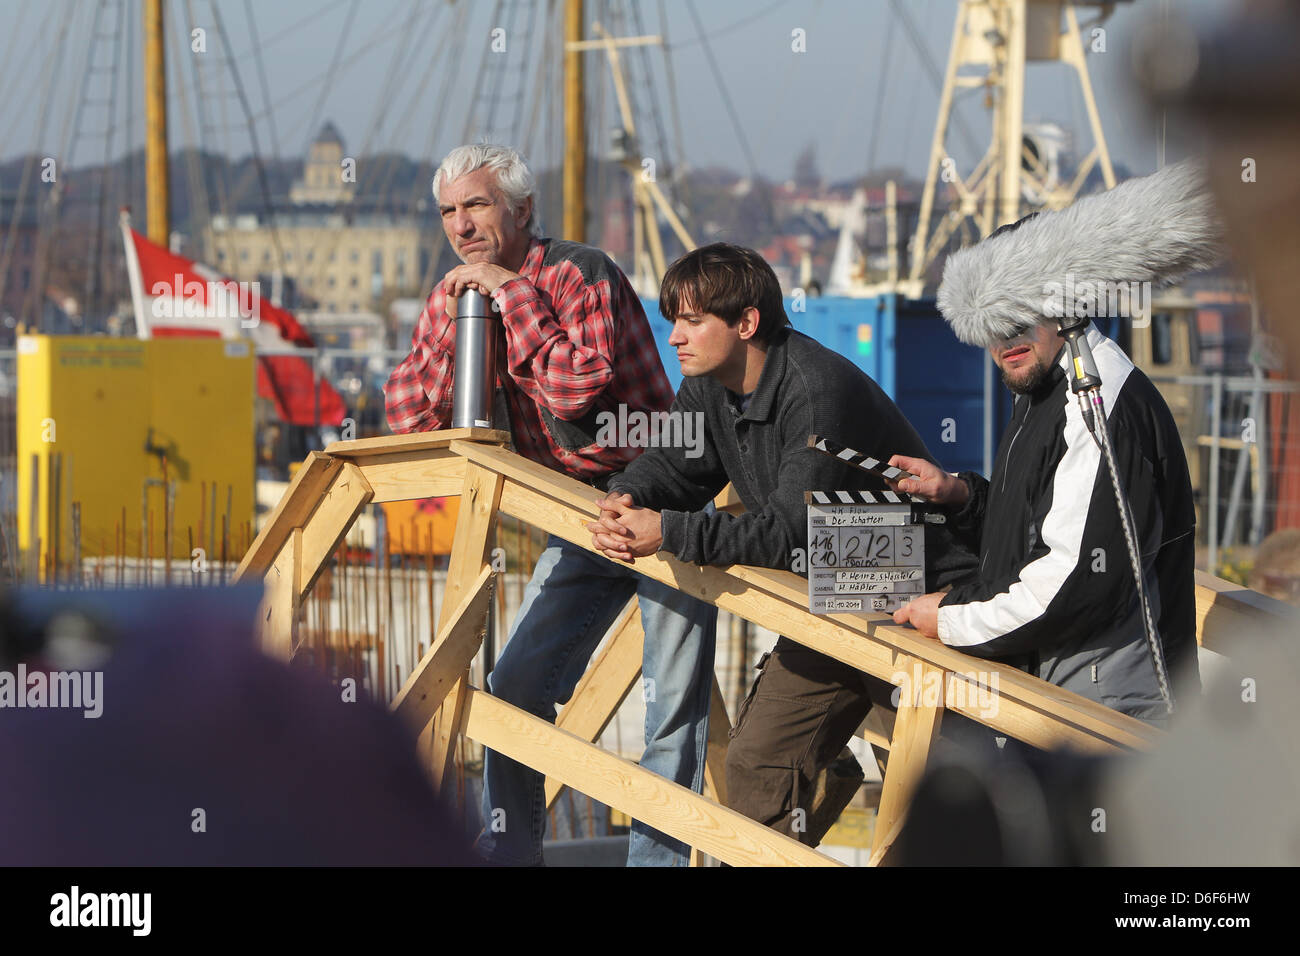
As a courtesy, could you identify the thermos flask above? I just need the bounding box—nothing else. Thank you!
[451,289,497,429]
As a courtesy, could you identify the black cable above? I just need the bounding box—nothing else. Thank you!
[1086,390,1174,714]
[886,0,979,160]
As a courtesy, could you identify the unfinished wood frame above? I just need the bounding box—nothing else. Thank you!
[243,428,1286,865]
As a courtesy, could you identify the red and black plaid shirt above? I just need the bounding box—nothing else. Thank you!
[384,237,674,481]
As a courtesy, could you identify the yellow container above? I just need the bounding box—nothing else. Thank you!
[16,335,255,576]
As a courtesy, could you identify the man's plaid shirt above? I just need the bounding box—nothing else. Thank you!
[384,237,675,481]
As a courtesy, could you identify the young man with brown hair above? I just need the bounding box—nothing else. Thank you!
[588,242,976,846]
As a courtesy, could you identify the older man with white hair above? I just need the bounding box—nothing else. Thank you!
[385,144,717,867]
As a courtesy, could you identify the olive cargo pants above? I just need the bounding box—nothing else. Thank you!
[725,636,1013,846]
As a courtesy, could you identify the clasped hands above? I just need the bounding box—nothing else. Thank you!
[586,493,663,563]
[440,263,519,317]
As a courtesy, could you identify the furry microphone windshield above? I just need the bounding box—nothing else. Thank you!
[936,160,1224,348]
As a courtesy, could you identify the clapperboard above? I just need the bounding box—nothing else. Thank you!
[805,435,943,615]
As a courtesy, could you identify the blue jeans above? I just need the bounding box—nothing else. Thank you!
[474,535,718,866]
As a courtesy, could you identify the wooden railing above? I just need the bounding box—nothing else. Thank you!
[234,429,1292,866]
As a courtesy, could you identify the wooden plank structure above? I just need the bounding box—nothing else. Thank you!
[235,429,1292,866]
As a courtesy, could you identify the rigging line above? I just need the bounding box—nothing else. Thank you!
[406,0,473,215]
[864,5,898,175]
[183,0,235,258]
[0,33,47,148]
[244,0,282,162]
[0,1,67,308]
[358,0,428,160]
[886,0,978,159]
[630,0,672,182]
[169,0,228,271]
[657,0,692,223]
[358,0,429,156]
[36,2,98,266]
[506,0,541,146]
[184,0,232,220]
[18,0,84,327]
[124,0,136,219]
[519,0,556,162]
[231,0,349,63]
[477,0,511,140]
[420,0,503,294]
[87,0,129,319]
[822,13,886,183]
[304,0,432,281]
[544,0,561,229]
[299,0,361,158]
[669,0,790,50]
[0,1,32,112]
[194,0,244,219]
[273,0,411,146]
[684,0,758,180]
[753,0,821,180]
[369,2,449,214]
[482,0,516,139]
[610,2,643,135]
[210,0,288,273]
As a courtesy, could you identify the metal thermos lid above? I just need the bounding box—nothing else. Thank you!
[458,289,491,319]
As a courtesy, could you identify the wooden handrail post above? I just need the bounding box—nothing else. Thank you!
[423,459,505,807]
[870,656,945,865]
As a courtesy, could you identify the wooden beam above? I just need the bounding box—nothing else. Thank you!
[462,686,842,867]
[545,599,644,808]
[712,483,745,515]
[235,452,341,581]
[427,461,505,796]
[449,439,1154,751]
[1194,569,1299,653]
[354,448,466,502]
[692,673,735,866]
[295,462,374,601]
[870,656,945,865]
[704,673,732,808]
[474,456,1156,754]
[390,564,495,735]
[257,527,302,659]
[866,814,908,868]
[324,427,509,459]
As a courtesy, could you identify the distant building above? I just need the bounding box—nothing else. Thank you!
[290,122,356,206]
[204,210,431,314]
[202,121,435,314]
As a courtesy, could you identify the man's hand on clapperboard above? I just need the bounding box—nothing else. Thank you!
[885,455,970,509]
[587,493,664,563]
[893,591,943,639]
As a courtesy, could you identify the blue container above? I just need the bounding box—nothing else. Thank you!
[639,293,1003,477]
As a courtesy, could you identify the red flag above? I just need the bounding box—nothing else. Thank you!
[120,215,346,426]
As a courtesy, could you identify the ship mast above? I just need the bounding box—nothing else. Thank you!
[906,0,1119,294]
[144,0,170,246]
[563,0,585,242]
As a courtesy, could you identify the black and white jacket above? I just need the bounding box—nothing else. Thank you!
[938,327,1200,724]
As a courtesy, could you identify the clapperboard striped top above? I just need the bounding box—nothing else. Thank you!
[807,489,914,505]
[806,435,917,482]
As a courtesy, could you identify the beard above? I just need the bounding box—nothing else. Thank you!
[1000,356,1055,395]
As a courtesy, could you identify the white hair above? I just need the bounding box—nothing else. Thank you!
[937,160,1223,348]
[431,144,540,236]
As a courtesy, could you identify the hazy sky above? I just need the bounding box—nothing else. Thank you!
[0,0,1234,184]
